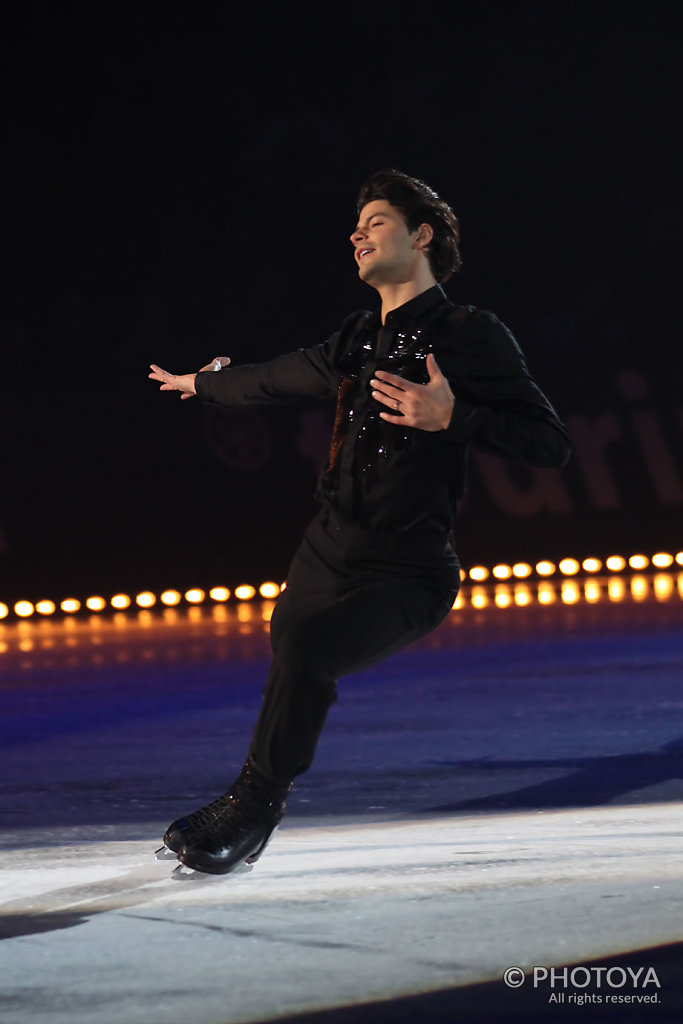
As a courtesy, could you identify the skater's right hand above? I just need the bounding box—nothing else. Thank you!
[148,356,231,400]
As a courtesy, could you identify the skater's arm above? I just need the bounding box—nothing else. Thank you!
[149,313,365,407]
[437,310,570,466]
[193,312,370,407]
[194,345,340,407]
[148,348,338,405]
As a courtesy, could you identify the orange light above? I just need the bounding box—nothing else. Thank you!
[559,558,580,576]
[36,600,56,616]
[652,552,673,569]
[537,583,555,605]
[514,586,531,606]
[60,599,81,614]
[14,601,34,618]
[676,552,683,567]
[492,564,512,580]
[561,582,580,604]
[469,566,489,582]
[606,555,626,572]
[0,603,9,620]
[631,576,648,601]
[135,592,156,608]
[471,589,488,609]
[235,585,256,601]
[653,574,673,601]
[494,590,512,608]
[259,582,281,599]
[512,563,532,579]
[184,589,205,604]
[452,592,464,610]
[584,581,601,603]
[535,561,556,577]
[582,558,602,573]
[209,587,230,602]
[628,554,649,571]
[608,578,626,602]
[111,594,131,610]
[86,596,106,612]
[161,590,181,606]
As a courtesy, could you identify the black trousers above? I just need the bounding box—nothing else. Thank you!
[247,507,460,784]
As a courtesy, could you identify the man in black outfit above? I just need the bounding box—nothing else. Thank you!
[149,169,570,875]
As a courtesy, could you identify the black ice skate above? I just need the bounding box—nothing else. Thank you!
[174,762,291,875]
[156,775,248,861]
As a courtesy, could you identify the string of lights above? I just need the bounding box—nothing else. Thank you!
[1,551,681,622]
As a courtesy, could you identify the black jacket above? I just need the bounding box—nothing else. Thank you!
[195,285,570,538]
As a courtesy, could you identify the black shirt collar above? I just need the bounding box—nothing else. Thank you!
[368,284,448,331]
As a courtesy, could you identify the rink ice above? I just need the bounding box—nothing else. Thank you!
[1,581,682,1023]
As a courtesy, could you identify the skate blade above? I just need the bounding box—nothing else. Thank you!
[155,846,178,862]
[171,859,255,880]
[172,862,202,879]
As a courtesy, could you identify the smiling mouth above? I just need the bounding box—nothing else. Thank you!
[358,248,375,261]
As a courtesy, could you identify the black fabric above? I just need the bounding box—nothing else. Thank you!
[247,508,460,784]
[194,284,570,784]
[195,284,571,538]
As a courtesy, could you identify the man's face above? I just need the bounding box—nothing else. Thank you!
[350,200,425,285]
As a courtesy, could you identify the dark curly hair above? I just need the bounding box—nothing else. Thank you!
[357,169,462,282]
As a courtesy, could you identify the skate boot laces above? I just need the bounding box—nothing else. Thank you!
[163,761,291,853]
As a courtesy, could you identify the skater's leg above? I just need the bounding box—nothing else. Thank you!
[248,574,457,783]
[167,511,458,874]
[157,528,334,859]
[176,576,455,875]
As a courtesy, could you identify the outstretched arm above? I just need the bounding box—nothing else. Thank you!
[148,312,367,409]
[193,345,340,407]
[148,347,337,406]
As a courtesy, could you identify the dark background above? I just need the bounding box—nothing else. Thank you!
[3,0,682,601]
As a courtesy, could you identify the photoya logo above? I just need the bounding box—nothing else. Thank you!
[504,964,661,996]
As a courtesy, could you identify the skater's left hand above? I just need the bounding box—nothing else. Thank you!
[370,354,455,432]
